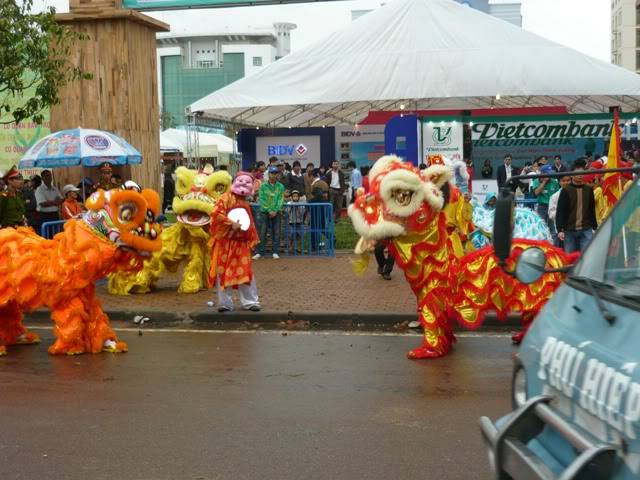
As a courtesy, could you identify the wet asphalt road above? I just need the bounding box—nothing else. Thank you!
[1,329,514,480]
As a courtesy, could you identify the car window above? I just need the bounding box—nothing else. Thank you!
[573,178,640,296]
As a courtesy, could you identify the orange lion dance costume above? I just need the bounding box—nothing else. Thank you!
[0,188,163,356]
[349,155,574,359]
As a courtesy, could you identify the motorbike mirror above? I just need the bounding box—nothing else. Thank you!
[514,247,546,284]
[493,188,514,264]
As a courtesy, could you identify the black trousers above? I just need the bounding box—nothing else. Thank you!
[374,243,394,274]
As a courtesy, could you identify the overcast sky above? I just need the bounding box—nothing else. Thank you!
[35,0,611,62]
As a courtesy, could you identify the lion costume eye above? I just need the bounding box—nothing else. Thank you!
[119,203,138,223]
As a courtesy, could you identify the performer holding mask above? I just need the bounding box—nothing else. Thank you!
[208,172,261,312]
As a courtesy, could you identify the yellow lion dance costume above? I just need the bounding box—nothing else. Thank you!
[0,188,163,356]
[108,166,232,294]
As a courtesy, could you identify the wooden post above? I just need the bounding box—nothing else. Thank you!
[50,2,169,194]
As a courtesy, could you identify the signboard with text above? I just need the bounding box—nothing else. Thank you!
[335,125,385,168]
[422,120,464,164]
[471,179,498,204]
[469,116,640,178]
[255,135,320,168]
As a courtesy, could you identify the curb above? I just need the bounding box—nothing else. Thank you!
[27,309,522,330]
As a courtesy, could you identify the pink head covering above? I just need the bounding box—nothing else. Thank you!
[231,171,255,197]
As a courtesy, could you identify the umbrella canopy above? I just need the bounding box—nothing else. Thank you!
[189,0,640,128]
[19,128,142,169]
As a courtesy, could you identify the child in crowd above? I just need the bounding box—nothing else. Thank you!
[61,184,84,220]
[286,190,305,253]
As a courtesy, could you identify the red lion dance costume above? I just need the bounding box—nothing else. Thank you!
[0,188,163,356]
[349,155,575,359]
[207,172,261,311]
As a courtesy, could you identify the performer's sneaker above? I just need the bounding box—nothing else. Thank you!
[382,273,391,280]
[252,253,262,260]
[218,306,233,313]
[243,305,261,312]
[15,332,40,345]
[272,253,280,259]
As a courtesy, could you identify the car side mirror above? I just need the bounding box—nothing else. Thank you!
[493,188,514,264]
[514,247,546,284]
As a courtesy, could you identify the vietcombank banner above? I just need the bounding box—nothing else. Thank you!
[423,120,464,163]
[469,115,635,175]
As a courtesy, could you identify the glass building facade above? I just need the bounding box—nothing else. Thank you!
[160,52,245,126]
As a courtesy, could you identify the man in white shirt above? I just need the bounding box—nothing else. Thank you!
[34,169,63,233]
[497,154,513,189]
[327,160,346,222]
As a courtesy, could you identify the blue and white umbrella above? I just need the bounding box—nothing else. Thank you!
[18,128,142,169]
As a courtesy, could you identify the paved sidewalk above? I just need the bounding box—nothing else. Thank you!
[97,253,418,316]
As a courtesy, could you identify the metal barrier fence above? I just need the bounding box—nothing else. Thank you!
[38,204,336,257]
[250,202,335,257]
[41,220,66,239]
[514,198,538,208]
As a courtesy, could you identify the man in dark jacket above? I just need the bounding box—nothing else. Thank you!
[555,158,597,253]
[496,154,514,189]
[283,160,306,198]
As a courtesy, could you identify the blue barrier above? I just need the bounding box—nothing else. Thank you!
[250,202,335,257]
[515,198,538,205]
[41,220,66,239]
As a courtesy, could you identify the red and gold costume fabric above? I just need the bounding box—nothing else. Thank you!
[349,155,576,360]
[208,192,259,289]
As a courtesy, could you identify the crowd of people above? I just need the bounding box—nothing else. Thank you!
[242,156,356,259]
[489,152,639,253]
[4,150,633,262]
[0,162,132,234]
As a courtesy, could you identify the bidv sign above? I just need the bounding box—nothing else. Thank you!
[267,144,307,157]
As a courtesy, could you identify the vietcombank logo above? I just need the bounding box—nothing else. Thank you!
[471,120,613,146]
[432,126,452,146]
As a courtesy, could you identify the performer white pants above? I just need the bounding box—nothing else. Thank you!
[216,276,260,310]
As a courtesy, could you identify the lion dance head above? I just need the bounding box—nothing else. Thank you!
[348,155,452,245]
[83,188,163,256]
[172,165,232,227]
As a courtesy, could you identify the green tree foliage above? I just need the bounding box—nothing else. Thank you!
[0,0,91,125]
[160,109,176,130]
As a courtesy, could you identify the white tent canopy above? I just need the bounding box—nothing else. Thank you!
[161,128,235,157]
[189,0,640,128]
[160,130,183,152]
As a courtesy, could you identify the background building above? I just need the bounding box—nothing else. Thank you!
[456,0,522,26]
[157,22,296,128]
[611,0,639,72]
[352,0,521,26]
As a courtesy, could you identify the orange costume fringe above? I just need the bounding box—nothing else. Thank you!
[0,188,162,356]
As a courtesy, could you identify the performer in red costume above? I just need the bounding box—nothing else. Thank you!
[208,172,261,312]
